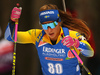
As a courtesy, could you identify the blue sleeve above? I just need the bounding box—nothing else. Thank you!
[4,21,15,42]
[78,41,94,57]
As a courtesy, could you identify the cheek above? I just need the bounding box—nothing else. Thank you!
[53,26,60,34]
[54,25,60,31]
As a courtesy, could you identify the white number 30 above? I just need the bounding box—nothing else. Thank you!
[48,63,63,74]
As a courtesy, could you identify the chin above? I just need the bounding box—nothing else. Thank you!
[50,37,56,41]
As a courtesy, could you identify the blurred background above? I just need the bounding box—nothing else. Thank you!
[0,0,100,75]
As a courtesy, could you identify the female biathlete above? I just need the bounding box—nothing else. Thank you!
[5,4,94,75]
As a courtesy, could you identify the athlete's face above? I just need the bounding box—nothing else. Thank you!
[42,21,61,41]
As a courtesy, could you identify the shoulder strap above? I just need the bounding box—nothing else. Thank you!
[62,27,69,36]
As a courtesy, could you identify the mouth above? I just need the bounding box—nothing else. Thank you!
[49,33,54,36]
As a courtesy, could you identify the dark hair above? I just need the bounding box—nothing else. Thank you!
[39,4,90,40]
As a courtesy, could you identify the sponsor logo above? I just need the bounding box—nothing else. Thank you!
[45,57,63,61]
[76,33,80,37]
[43,46,65,54]
[44,15,50,18]
[57,14,59,17]
[42,46,66,57]
[40,11,54,16]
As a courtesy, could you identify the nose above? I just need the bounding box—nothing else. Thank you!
[47,26,52,32]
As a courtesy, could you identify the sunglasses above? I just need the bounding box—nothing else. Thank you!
[41,21,58,30]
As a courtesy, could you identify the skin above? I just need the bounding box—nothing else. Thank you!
[42,21,61,41]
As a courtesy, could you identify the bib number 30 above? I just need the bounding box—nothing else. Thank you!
[48,63,63,74]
